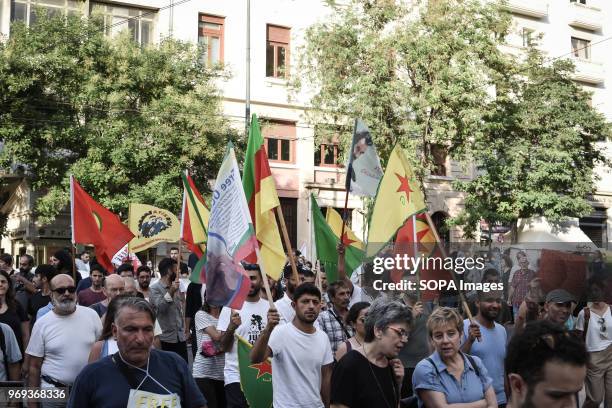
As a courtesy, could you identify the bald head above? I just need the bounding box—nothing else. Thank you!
[50,273,74,290]
[103,273,125,300]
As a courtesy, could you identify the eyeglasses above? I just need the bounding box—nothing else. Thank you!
[52,286,76,295]
[598,318,607,334]
[387,326,409,340]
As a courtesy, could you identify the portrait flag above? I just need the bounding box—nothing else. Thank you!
[70,176,135,272]
[128,203,180,252]
[345,119,383,197]
[205,144,257,309]
[366,145,426,258]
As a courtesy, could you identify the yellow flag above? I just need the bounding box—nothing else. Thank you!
[366,145,426,257]
[325,208,365,250]
[128,204,180,252]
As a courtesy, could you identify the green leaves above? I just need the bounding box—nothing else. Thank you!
[0,13,236,224]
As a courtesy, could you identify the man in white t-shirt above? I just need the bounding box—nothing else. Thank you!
[27,274,102,394]
[218,264,270,408]
[251,283,333,408]
[575,278,612,408]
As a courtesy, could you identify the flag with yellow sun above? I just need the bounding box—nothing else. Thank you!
[366,145,427,258]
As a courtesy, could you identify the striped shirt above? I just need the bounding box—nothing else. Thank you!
[193,311,225,381]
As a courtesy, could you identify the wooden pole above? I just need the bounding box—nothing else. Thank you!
[255,247,274,308]
[71,244,77,281]
[275,205,299,284]
[339,187,350,248]
[423,212,478,327]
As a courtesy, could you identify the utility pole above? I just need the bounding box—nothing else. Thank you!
[245,0,251,135]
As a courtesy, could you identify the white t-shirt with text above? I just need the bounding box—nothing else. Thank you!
[268,322,334,408]
[217,298,270,384]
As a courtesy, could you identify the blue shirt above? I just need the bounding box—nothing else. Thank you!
[413,351,492,408]
[68,349,206,408]
[36,302,53,321]
[462,319,507,404]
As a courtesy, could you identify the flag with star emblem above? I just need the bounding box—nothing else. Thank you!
[311,195,364,283]
[366,145,426,258]
[325,207,365,251]
[237,335,273,408]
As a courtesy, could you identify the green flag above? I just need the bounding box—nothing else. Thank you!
[311,194,364,283]
[237,335,273,408]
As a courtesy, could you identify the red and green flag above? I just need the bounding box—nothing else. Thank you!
[180,171,209,283]
[237,335,273,408]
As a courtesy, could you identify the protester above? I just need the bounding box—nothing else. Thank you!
[76,264,106,307]
[508,251,537,319]
[169,246,189,276]
[68,297,207,408]
[513,278,545,335]
[13,254,37,311]
[575,278,612,408]
[149,257,188,362]
[0,254,14,274]
[217,263,269,408]
[0,321,22,381]
[275,264,308,325]
[88,295,129,362]
[193,292,226,408]
[0,269,30,353]
[505,320,588,408]
[318,280,354,353]
[335,301,370,361]
[398,294,430,399]
[27,264,56,328]
[117,263,135,279]
[136,265,153,300]
[543,289,574,327]
[412,307,497,408]
[185,280,204,358]
[75,250,91,279]
[331,296,410,408]
[122,276,143,298]
[90,273,125,318]
[27,274,102,402]
[49,249,76,278]
[462,291,508,407]
[252,283,333,408]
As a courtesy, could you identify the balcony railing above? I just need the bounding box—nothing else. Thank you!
[503,0,548,19]
[571,58,605,85]
[569,2,603,31]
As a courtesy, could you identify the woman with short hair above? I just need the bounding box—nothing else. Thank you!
[413,307,497,408]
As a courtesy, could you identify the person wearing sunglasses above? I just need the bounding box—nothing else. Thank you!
[543,289,575,328]
[26,273,102,399]
[506,320,588,408]
[575,278,612,408]
[413,307,497,408]
[331,297,411,408]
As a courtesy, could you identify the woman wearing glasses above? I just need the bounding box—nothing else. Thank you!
[331,297,411,408]
[576,278,612,408]
[334,301,370,361]
[412,307,497,408]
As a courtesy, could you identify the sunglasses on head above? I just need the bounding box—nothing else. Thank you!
[52,286,77,295]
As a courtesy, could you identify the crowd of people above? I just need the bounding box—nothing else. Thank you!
[0,245,608,408]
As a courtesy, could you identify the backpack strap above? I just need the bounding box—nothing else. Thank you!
[464,354,480,378]
[426,357,440,376]
[583,307,590,342]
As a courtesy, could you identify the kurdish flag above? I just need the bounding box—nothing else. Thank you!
[311,195,364,283]
[237,335,273,408]
[325,207,365,250]
[243,114,285,280]
[181,172,209,283]
[205,144,257,309]
[366,145,426,258]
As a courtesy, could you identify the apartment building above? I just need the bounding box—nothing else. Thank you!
[0,0,610,263]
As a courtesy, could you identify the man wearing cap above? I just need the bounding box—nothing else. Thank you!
[543,289,575,328]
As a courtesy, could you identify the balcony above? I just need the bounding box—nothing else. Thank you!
[571,58,605,85]
[503,0,548,19]
[569,2,603,31]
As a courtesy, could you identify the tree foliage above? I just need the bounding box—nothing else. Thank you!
[295,0,610,237]
[0,12,236,224]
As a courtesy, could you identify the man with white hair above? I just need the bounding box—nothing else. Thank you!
[27,274,102,406]
[90,274,125,318]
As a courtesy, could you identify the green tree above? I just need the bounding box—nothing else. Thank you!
[295,0,610,238]
[0,12,236,225]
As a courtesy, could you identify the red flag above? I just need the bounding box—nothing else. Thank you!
[70,176,135,272]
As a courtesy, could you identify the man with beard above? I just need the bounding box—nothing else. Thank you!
[505,320,587,408]
[136,265,152,300]
[90,273,125,318]
[543,289,575,328]
[251,284,333,408]
[317,280,354,353]
[77,264,107,307]
[149,258,188,362]
[217,264,269,408]
[27,274,102,401]
[13,254,37,310]
[462,290,508,407]
[274,264,307,325]
[68,297,206,408]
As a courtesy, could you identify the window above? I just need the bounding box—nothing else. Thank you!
[266,25,290,78]
[522,28,534,47]
[198,14,224,66]
[90,2,155,45]
[429,144,448,176]
[11,0,81,25]
[580,207,607,248]
[263,120,295,163]
[315,144,341,167]
[571,37,591,60]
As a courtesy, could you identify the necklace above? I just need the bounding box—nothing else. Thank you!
[364,343,397,408]
[353,335,363,347]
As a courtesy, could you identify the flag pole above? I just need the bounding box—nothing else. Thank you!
[413,215,421,301]
[255,247,275,308]
[69,175,77,281]
[275,205,300,284]
[423,212,479,338]
[340,118,358,256]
